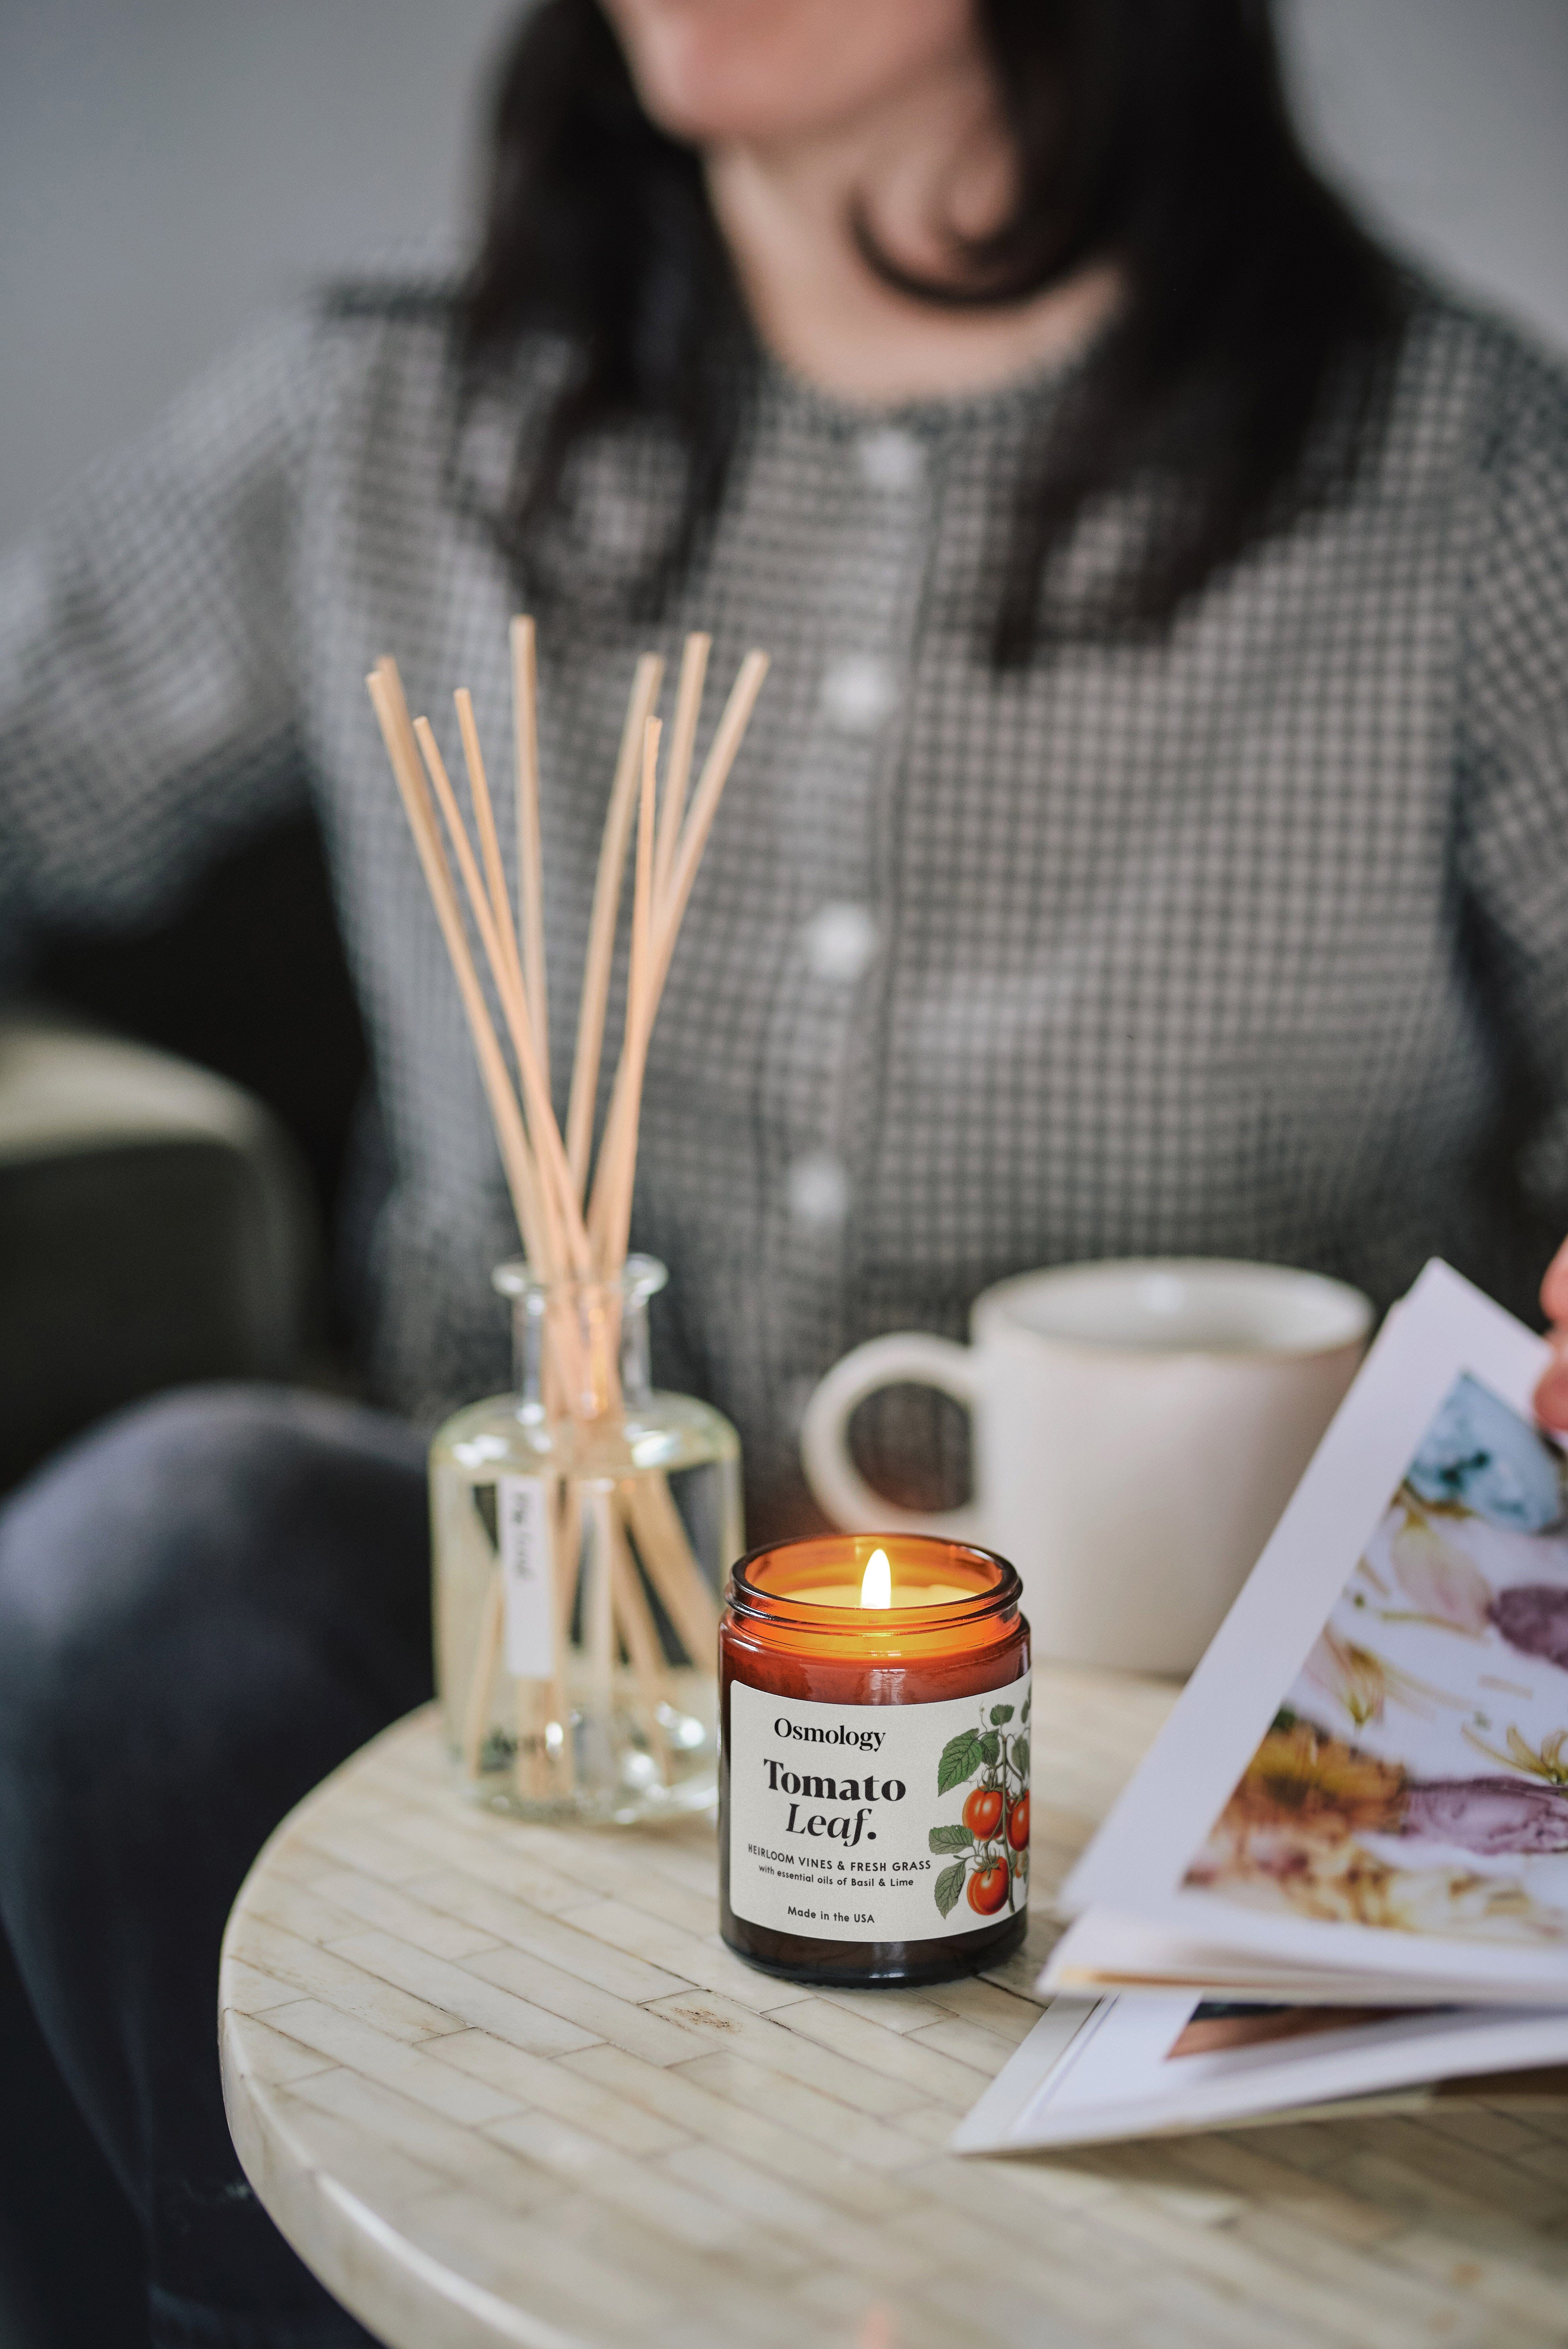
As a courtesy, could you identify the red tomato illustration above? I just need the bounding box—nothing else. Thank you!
[1007,1792,1031,1850]
[967,1860,1009,1915]
[962,1787,1004,1840]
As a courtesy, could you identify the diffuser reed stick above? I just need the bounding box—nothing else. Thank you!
[369,625,767,1797]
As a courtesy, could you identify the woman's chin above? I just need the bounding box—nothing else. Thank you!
[602,0,978,154]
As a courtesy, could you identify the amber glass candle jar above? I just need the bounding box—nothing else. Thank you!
[719,1534,1031,1987]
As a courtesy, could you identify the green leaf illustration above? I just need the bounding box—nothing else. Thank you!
[1012,1734,1029,1780]
[978,1730,1001,1765]
[929,1824,974,1854]
[1021,1687,1032,1725]
[937,1730,984,1794]
[989,1705,1014,1725]
[934,1860,967,1918]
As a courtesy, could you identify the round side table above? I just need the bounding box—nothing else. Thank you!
[221,1667,1568,2349]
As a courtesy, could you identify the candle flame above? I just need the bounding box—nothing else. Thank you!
[860,1548,892,1609]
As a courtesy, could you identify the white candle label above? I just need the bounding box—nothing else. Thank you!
[499,1475,556,1679]
[725,1672,1031,1943]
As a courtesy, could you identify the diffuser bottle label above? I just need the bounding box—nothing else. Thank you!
[726,1673,1031,1942]
[499,1475,556,1678]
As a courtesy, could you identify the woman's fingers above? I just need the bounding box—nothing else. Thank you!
[1535,1322,1568,1432]
[1536,1240,1568,1428]
[1542,1236,1568,1327]
[1536,1364,1568,1432]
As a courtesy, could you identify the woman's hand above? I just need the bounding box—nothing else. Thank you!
[1536,1240,1568,1431]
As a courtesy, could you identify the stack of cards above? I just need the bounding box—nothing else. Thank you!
[957,1263,1568,2152]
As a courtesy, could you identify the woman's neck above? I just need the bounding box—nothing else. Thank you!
[705,55,1118,409]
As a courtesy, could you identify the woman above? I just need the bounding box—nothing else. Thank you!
[2,1,1567,2340]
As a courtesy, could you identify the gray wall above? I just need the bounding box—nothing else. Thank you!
[1,0,1565,548]
[1286,0,1568,348]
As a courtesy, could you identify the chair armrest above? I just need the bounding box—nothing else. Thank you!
[0,1004,321,1489]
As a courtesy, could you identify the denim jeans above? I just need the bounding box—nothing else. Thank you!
[0,1386,433,2349]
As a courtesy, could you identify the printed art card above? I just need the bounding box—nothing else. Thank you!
[953,1992,1568,2153]
[1048,1262,1568,2006]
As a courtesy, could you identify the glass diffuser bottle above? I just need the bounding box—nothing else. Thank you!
[431,1255,741,1822]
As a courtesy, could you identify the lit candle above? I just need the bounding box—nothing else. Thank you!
[719,1534,1031,1988]
[788,1546,974,1611]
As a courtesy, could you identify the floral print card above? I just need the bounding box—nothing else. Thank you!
[1189,1369,1568,1943]
[1052,1261,1568,2004]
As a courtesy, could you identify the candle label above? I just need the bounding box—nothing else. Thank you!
[726,1672,1031,1942]
[499,1475,556,1679]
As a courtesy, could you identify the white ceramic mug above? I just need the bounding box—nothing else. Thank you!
[801,1257,1373,1673]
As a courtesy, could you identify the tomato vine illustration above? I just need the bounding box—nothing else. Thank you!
[931,1685,1030,1918]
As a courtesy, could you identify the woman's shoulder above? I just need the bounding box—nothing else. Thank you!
[300,276,454,414]
[305,272,574,389]
[297,271,575,486]
[1392,274,1568,486]
[1391,279,1568,712]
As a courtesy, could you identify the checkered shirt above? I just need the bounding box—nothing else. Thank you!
[4,280,1568,1536]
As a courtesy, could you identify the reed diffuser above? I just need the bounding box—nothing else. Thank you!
[368,624,767,1820]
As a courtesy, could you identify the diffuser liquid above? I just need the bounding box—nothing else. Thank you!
[431,1388,741,1823]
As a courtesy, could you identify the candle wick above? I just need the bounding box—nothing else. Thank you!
[859,1548,892,1609]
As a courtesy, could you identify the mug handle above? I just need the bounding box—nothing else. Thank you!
[800,1333,983,1540]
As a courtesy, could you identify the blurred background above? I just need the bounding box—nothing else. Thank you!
[3,0,1566,547]
[0,4,1565,2344]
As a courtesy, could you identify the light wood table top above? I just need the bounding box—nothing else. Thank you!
[220,1668,1568,2349]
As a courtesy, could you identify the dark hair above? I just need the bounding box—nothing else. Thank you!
[458,0,1405,660]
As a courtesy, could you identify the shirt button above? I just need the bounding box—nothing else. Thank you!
[857,426,924,492]
[787,1153,851,1231]
[801,901,879,983]
[820,654,895,735]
